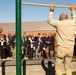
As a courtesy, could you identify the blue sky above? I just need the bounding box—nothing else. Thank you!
[0,0,76,23]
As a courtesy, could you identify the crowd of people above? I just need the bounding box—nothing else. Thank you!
[0,31,76,60]
[0,32,57,60]
[0,33,16,60]
[22,32,56,59]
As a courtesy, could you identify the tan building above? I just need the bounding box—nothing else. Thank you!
[0,21,56,35]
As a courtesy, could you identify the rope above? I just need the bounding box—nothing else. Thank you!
[22,2,76,8]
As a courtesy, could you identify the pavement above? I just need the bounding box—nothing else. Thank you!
[0,58,76,75]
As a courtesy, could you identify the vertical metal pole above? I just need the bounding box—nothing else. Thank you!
[1,61,6,75]
[16,0,21,75]
[23,60,26,75]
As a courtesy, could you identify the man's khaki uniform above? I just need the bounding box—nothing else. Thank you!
[47,11,76,75]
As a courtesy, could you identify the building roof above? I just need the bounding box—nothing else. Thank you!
[0,21,56,32]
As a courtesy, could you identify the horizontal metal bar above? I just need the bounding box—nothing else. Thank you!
[22,2,76,8]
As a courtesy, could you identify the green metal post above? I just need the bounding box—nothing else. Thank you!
[16,0,21,75]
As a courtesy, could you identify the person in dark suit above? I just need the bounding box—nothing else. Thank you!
[49,33,55,58]
[0,34,7,59]
[41,33,47,58]
[10,34,16,59]
[5,34,11,58]
[22,33,29,57]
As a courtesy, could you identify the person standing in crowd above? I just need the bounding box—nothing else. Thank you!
[49,33,55,59]
[0,34,7,59]
[46,33,50,58]
[28,35,34,59]
[10,33,16,59]
[22,33,29,59]
[35,33,42,59]
[5,34,11,58]
[41,33,47,58]
[53,33,57,58]
[46,33,55,59]
[47,4,76,75]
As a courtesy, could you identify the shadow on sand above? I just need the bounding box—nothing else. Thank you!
[41,59,55,75]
